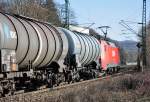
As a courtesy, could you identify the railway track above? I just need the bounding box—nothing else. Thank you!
[0,65,137,102]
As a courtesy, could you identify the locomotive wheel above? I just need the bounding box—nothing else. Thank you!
[113,67,117,73]
[107,68,113,75]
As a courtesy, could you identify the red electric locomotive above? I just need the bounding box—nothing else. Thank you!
[99,40,120,73]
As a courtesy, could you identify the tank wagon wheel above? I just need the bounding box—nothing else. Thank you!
[0,81,15,97]
[116,66,120,73]
[75,73,80,82]
[0,72,15,97]
[107,68,114,75]
[0,85,4,97]
[113,67,117,73]
[46,71,53,88]
[66,71,72,84]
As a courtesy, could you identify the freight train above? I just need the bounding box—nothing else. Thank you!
[0,12,120,96]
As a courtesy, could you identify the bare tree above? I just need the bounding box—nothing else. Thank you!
[56,3,77,26]
[0,0,10,12]
[0,0,62,26]
[44,0,62,26]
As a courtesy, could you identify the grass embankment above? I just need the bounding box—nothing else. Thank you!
[49,70,150,102]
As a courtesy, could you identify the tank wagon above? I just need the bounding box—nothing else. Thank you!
[0,12,102,96]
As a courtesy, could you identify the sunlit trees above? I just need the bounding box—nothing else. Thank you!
[0,0,62,26]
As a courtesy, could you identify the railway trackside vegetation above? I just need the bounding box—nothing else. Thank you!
[1,70,149,102]
[45,70,150,102]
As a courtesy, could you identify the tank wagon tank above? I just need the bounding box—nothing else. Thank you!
[59,28,101,66]
[0,12,101,96]
[0,12,68,72]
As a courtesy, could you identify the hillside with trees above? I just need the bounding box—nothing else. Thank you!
[118,40,138,63]
[0,0,62,26]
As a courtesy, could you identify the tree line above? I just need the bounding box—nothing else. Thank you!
[0,0,76,26]
[146,21,150,67]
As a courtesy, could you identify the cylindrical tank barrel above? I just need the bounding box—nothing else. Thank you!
[59,28,101,66]
[0,12,68,69]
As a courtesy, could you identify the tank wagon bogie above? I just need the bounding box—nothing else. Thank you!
[0,13,68,70]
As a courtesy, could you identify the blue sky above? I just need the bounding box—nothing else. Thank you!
[55,0,150,41]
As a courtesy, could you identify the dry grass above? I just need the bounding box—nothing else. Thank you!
[48,70,150,102]
[2,70,150,102]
